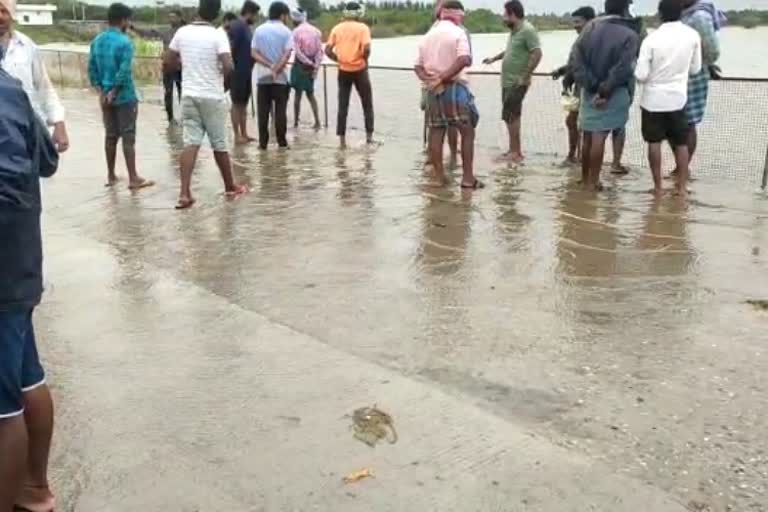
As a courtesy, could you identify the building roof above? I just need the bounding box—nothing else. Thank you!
[16,4,58,12]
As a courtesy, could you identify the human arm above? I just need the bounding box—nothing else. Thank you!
[690,35,702,76]
[271,30,293,76]
[324,27,338,62]
[215,29,233,77]
[551,64,568,79]
[482,50,504,65]
[634,39,651,83]
[690,12,719,65]
[87,42,100,91]
[29,47,68,152]
[27,98,58,178]
[597,34,639,99]
[362,25,371,62]
[110,40,134,103]
[518,28,542,85]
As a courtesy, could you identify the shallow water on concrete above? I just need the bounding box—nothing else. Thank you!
[38,89,768,511]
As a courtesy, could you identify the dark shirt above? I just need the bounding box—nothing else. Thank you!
[569,16,639,98]
[230,18,254,75]
[0,67,58,311]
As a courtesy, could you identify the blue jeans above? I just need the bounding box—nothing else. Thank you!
[0,309,45,418]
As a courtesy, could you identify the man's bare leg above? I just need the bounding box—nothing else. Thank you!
[447,126,459,167]
[0,416,27,511]
[588,132,608,191]
[673,144,690,198]
[231,105,241,141]
[580,131,592,184]
[212,151,240,195]
[459,125,481,188]
[565,112,580,164]
[104,137,118,186]
[15,385,55,512]
[687,124,697,167]
[177,145,199,208]
[293,90,302,128]
[307,92,321,129]
[429,126,446,184]
[506,116,524,163]
[123,140,153,189]
[610,129,629,174]
[647,142,663,196]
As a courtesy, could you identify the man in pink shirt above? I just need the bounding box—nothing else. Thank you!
[414,1,481,189]
[290,8,323,129]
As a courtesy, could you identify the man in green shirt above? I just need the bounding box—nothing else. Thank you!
[483,0,541,164]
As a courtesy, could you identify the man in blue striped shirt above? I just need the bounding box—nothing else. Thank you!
[88,3,153,190]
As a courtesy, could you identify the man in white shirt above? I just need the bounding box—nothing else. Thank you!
[0,0,68,152]
[635,0,701,198]
[166,0,248,209]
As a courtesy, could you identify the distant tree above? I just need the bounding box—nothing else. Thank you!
[299,0,322,19]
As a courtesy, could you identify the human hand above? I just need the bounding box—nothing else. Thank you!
[593,95,608,109]
[482,57,494,65]
[52,122,69,153]
[102,89,116,105]
[517,74,531,87]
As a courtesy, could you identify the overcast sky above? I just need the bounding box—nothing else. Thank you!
[89,0,768,14]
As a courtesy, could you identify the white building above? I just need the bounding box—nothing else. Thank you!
[16,4,57,26]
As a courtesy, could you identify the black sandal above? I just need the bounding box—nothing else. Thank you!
[461,179,485,189]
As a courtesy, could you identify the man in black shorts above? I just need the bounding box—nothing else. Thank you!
[634,0,701,197]
[229,0,260,144]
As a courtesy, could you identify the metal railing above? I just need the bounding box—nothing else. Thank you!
[40,49,768,187]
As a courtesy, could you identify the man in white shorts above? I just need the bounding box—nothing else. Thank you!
[166,0,248,209]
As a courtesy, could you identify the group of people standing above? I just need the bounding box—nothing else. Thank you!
[88,0,377,207]
[418,0,722,198]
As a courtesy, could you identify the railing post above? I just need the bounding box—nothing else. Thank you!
[762,142,768,190]
[57,51,64,86]
[323,64,328,129]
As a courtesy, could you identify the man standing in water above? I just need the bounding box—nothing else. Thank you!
[415,1,482,190]
[569,0,639,191]
[167,0,248,208]
[228,0,260,144]
[88,3,154,189]
[0,57,59,512]
[290,7,323,129]
[251,1,293,150]
[482,0,541,164]
[675,0,720,177]
[325,2,374,147]
[161,10,184,124]
[551,6,595,166]
[635,0,701,197]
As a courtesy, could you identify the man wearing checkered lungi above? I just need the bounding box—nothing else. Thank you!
[677,0,721,176]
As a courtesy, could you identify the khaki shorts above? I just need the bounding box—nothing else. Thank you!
[181,96,228,151]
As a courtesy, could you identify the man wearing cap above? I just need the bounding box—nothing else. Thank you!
[290,7,323,129]
[325,2,374,147]
[0,52,59,512]
[0,0,69,153]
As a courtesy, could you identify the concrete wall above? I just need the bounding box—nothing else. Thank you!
[17,9,55,26]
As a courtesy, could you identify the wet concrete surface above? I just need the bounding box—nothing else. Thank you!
[36,89,768,511]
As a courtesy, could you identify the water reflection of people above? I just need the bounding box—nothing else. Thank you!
[335,151,373,208]
[636,198,692,277]
[417,190,472,275]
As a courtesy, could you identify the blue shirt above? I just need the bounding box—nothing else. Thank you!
[230,18,254,75]
[88,27,138,105]
[251,20,293,84]
[0,66,58,310]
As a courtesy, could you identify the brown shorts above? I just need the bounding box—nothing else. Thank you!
[502,85,529,121]
[102,101,138,145]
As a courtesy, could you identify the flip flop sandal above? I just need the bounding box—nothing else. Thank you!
[461,179,485,189]
[174,197,196,210]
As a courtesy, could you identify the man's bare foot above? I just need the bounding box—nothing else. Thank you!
[673,187,689,199]
[105,175,119,187]
[235,136,250,145]
[509,152,524,164]
[448,155,458,169]
[15,483,55,512]
[313,122,322,130]
[559,157,579,168]
[225,184,249,199]
[611,163,630,175]
[175,196,196,209]
[648,187,664,197]
[128,178,155,190]
[584,181,604,192]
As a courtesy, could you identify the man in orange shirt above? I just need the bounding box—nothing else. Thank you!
[324,2,374,147]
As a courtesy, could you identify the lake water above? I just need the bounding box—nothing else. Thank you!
[40,26,768,77]
[366,26,768,77]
